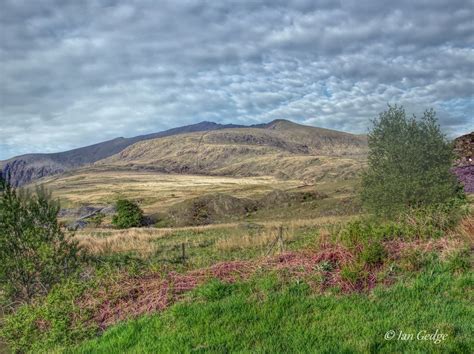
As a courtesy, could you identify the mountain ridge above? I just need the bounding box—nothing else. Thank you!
[1,121,246,186]
[2,119,370,186]
[97,121,368,183]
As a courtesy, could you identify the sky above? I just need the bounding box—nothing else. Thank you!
[0,0,473,160]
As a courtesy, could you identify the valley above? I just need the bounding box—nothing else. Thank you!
[1,118,472,353]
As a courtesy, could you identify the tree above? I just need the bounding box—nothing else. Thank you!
[0,180,80,303]
[361,105,464,217]
[112,199,144,229]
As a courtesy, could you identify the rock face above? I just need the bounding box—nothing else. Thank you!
[453,132,473,193]
[1,159,66,187]
[59,205,116,231]
[453,165,474,193]
[454,132,473,167]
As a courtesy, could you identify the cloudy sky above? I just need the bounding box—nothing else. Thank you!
[1,0,473,160]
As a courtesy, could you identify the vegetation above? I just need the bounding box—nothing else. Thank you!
[0,109,471,353]
[112,199,144,229]
[361,105,464,217]
[0,180,80,304]
[1,213,471,352]
[73,258,473,353]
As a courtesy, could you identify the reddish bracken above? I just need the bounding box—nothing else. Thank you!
[79,245,360,330]
[78,238,459,331]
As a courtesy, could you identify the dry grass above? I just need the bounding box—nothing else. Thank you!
[37,168,302,212]
[74,216,353,257]
[75,228,170,257]
[449,216,474,243]
[214,227,294,251]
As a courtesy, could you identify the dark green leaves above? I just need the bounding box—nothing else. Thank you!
[112,199,144,229]
[361,105,464,217]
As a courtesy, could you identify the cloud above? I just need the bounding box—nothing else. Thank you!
[0,0,473,159]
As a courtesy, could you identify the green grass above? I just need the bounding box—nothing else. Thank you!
[71,257,473,353]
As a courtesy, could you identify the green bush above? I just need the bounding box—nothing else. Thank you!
[361,105,465,217]
[359,240,386,266]
[112,199,144,229]
[87,212,105,227]
[0,278,97,353]
[0,181,81,304]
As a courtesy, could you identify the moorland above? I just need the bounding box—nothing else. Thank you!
[0,112,472,353]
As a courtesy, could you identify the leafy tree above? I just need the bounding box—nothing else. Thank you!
[361,105,464,217]
[112,199,144,229]
[0,180,80,303]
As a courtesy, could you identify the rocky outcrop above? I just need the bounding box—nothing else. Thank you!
[453,165,474,193]
[1,159,66,187]
[453,132,473,193]
[454,132,473,167]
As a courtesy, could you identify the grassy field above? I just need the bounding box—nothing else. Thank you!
[35,167,360,228]
[37,168,303,212]
[74,215,353,266]
[2,212,471,353]
[72,259,473,353]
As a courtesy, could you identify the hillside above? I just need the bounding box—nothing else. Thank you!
[0,121,244,186]
[98,120,368,183]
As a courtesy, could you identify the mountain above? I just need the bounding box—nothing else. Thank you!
[0,121,244,186]
[97,119,368,183]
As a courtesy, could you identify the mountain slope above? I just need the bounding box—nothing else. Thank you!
[98,120,368,183]
[0,121,244,186]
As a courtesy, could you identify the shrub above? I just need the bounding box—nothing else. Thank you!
[112,199,144,229]
[0,181,80,304]
[87,212,105,227]
[0,278,97,353]
[359,240,386,266]
[361,105,465,217]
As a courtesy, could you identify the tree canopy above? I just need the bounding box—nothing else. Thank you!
[361,105,463,216]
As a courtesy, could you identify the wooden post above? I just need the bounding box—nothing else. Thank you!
[278,225,284,253]
[181,242,186,263]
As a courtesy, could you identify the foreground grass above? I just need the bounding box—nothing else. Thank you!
[72,256,473,353]
[3,213,471,353]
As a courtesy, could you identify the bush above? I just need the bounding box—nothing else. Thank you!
[0,181,80,304]
[112,199,144,229]
[359,240,386,266]
[361,105,465,217]
[0,278,97,353]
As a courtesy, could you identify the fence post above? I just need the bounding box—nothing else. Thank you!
[181,242,186,263]
[278,225,284,253]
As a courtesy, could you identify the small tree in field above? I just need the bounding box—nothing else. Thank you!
[0,180,80,303]
[361,105,464,217]
[112,199,144,229]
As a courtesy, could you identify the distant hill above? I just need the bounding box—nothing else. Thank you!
[97,119,368,183]
[0,121,244,186]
